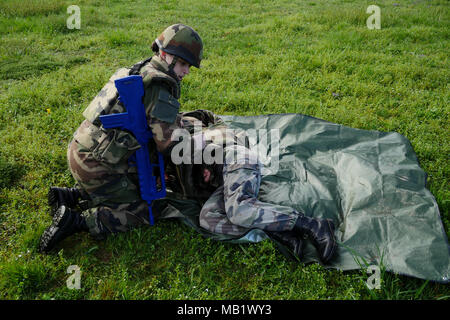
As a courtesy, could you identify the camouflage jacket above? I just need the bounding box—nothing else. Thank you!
[165,111,249,203]
[164,110,226,201]
[74,55,183,165]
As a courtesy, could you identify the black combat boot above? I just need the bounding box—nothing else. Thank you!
[39,205,88,253]
[292,214,337,264]
[48,187,83,216]
[269,231,305,262]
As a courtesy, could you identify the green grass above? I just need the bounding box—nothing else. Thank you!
[0,0,449,300]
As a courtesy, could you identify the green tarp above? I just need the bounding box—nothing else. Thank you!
[166,113,449,283]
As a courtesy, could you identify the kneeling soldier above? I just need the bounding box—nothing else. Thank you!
[39,24,204,252]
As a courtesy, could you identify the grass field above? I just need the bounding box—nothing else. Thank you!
[0,0,449,300]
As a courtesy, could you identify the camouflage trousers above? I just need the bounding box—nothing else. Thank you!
[67,138,151,238]
[199,145,298,236]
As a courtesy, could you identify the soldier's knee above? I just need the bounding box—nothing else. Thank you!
[199,207,209,224]
[225,204,245,227]
[199,214,211,231]
[225,196,259,228]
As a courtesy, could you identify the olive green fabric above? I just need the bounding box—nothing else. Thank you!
[159,113,449,283]
[151,88,181,123]
[154,24,203,68]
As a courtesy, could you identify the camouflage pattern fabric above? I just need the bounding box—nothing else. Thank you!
[199,145,299,236]
[163,110,230,201]
[82,68,130,126]
[199,185,249,236]
[141,55,180,98]
[82,56,180,128]
[67,136,151,237]
[155,24,203,68]
[82,200,150,239]
[66,55,185,237]
[180,109,224,132]
[149,114,183,155]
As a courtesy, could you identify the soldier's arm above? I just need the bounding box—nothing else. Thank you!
[148,115,183,155]
[180,109,224,127]
[143,84,183,156]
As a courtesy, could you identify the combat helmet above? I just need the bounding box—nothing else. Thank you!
[153,24,203,68]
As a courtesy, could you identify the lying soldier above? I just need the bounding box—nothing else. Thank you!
[166,114,338,264]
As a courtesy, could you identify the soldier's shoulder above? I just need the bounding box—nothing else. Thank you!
[140,63,179,97]
[82,67,130,124]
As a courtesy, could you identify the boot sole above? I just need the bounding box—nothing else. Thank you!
[39,206,67,253]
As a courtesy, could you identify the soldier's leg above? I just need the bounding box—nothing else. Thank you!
[223,165,299,232]
[47,187,86,216]
[45,137,110,216]
[39,205,89,253]
[40,182,153,252]
[68,153,152,239]
[199,185,250,236]
[67,137,139,207]
[41,138,152,250]
[222,146,298,232]
[82,200,150,239]
[199,177,305,261]
[222,145,337,263]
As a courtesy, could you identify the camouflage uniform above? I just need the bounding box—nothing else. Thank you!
[157,115,300,236]
[163,110,229,201]
[197,144,299,237]
[67,57,175,238]
[67,24,204,239]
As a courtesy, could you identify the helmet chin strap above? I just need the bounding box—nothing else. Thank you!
[168,56,179,78]
[156,40,181,82]
[168,55,178,70]
[164,53,180,83]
